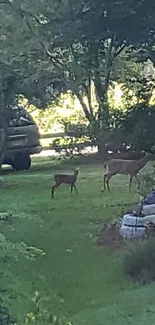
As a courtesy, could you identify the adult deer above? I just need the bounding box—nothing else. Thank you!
[102,152,152,192]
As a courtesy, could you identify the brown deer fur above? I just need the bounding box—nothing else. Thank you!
[51,169,79,199]
[102,152,152,192]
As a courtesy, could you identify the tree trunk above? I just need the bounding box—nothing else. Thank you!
[0,81,8,182]
[0,129,7,178]
[97,141,108,161]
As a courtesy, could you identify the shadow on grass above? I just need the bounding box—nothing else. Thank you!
[2,153,101,175]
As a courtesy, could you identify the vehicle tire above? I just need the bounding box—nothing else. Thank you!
[12,154,31,171]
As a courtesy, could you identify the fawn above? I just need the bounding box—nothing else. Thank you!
[51,168,79,199]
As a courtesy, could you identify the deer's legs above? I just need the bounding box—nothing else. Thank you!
[106,175,111,192]
[101,173,112,192]
[71,184,78,195]
[129,175,133,192]
[51,183,61,199]
[74,184,78,195]
[51,185,55,199]
[105,173,113,192]
[129,175,140,192]
[51,184,57,199]
[101,174,107,192]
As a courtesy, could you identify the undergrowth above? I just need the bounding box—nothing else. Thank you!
[124,237,155,283]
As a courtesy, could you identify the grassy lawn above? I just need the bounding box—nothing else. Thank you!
[1,157,155,324]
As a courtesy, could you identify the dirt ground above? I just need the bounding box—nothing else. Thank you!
[97,226,125,250]
[97,222,155,250]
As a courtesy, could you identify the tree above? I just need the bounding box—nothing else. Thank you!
[0,0,67,174]
[0,3,22,176]
[2,0,155,157]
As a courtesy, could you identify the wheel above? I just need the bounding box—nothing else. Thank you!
[12,154,31,171]
[12,153,31,171]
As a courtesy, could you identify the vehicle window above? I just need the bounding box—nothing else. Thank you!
[7,106,35,127]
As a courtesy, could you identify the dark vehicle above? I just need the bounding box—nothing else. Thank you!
[3,105,42,171]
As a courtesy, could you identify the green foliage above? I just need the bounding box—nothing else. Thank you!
[4,159,155,323]
[30,91,88,133]
[25,291,72,325]
[0,158,139,324]
[51,123,89,157]
[121,103,155,152]
[30,107,61,133]
[0,306,15,325]
[1,0,155,160]
[50,121,96,157]
[123,238,155,283]
[4,0,155,128]
[138,169,155,196]
[0,214,45,321]
[51,136,89,157]
[0,232,45,263]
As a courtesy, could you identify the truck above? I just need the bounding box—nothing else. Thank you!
[3,105,42,171]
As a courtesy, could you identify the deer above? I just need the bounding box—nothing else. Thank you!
[101,152,153,193]
[51,168,79,199]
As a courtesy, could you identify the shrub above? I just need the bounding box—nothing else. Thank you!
[51,122,95,157]
[51,137,89,157]
[0,231,45,324]
[0,232,45,263]
[0,306,15,325]
[123,237,155,283]
[25,291,72,325]
[138,168,155,197]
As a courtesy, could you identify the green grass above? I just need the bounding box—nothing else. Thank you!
[1,158,155,324]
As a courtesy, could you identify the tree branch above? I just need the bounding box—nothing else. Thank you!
[114,42,126,59]
[103,35,115,102]
[3,2,67,73]
[82,78,94,120]
[76,93,93,123]
[93,48,105,102]
[70,45,94,121]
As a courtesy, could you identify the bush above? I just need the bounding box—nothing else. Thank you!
[123,237,155,283]
[0,306,15,325]
[138,168,155,197]
[51,136,90,157]
[24,291,72,325]
[51,122,95,157]
[120,103,155,153]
